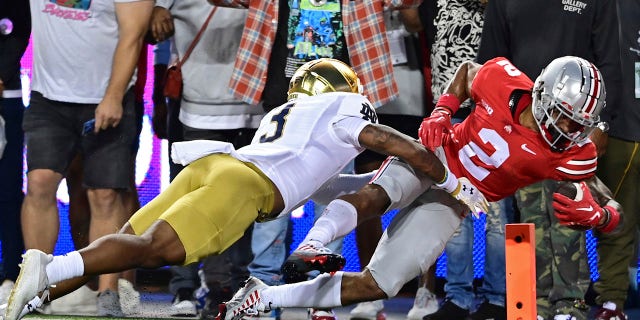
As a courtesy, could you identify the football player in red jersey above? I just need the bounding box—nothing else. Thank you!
[215,56,624,320]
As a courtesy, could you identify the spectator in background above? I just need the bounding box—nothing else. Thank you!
[0,0,29,310]
[202,0,423,319]
[42,47,148,317]
[476,0,621,319]
[592,1,640,319]
[148,1,264,318]
[21,0,153,316]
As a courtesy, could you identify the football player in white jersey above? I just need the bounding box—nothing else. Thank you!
[3,58,487,320]
[213,56,624,320]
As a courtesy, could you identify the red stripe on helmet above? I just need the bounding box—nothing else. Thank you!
[583,62,600,115]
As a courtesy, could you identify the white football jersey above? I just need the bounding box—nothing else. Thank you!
[237,92,378,216]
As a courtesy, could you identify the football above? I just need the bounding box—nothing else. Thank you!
[554,181,583,201]
[554,181,593,231]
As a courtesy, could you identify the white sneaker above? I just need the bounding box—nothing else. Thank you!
[349,300,386,320]
[220,276,270,320]
[49,285,97,315]
[553,315,576,320]
[170,299,197,317]
[4,249,52,320]
[118,278,141,315]
[406,287,438,319]
[0,280,14,306]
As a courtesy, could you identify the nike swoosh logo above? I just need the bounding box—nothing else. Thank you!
[521,143,537,155]
[576,206,594,211]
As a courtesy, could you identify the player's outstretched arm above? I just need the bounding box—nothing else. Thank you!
[358,123,489,215]
[552,176,622,233]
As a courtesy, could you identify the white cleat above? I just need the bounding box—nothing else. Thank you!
[218,277,270,320]
[4,250,52,320]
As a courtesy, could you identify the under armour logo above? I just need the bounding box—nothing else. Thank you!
[462,185,475,194]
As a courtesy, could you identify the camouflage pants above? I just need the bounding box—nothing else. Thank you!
[515,180,590,320]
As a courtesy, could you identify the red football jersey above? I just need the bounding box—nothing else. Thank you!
[443,57,597,202]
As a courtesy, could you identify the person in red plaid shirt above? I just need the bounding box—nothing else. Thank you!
[207,0,422,110]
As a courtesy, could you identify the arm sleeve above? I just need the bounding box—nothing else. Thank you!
[332,117,371,149]
[310,171,376,205]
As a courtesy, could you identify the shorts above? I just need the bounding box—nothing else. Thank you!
[23,90,137,189]
[355,114,422,168]
[128,154,275,265]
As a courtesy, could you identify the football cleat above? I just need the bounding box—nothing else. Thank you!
[281,244,346,283]
[4,249,52,320]
[216,277,270,320]
[309,308,337,320]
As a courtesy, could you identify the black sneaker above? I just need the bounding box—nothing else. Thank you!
[423,300,469,320]
[469,301,506,320]
[281,244,345,284]
[200,286,233,320]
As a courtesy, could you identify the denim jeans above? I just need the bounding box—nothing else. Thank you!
[249,162,352,285]
[249,217,290,286]
[0,97,25,282]
[444,196,514,309]
[248,202,346,285]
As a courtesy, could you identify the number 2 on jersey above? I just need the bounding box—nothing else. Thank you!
[458,128,510,181]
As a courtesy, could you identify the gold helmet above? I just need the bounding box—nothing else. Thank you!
[287,58,362,101]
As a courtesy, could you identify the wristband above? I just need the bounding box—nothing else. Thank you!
[436,93,461,115]
[432,107,452,117]
[597,205,620,233]
[435,169,459,194]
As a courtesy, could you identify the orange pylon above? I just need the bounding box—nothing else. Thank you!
[505,223,537,320]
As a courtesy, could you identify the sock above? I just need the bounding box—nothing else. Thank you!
[261,272,343,308]
[46,251,84,285]
[302,199,357,246]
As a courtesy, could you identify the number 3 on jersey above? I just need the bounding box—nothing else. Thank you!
[260,104,293,143]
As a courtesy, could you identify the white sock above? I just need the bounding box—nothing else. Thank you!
[302,199,357,246]
[46,251,84,285]
[261,272,343,308]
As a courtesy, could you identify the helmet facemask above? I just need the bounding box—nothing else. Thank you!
[532,56,607,152]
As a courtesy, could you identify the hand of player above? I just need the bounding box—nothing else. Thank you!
[447,177,489,218]
[418,108,453,151]
[552,181,605,230]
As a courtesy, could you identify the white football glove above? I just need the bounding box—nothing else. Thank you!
[436,171,489,217]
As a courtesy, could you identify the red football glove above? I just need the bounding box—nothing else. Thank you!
[418,107,453,151]
[552,181,618,232]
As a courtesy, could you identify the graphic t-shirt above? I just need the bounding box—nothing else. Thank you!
[284,0,348,77]
[29,0,139,103]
